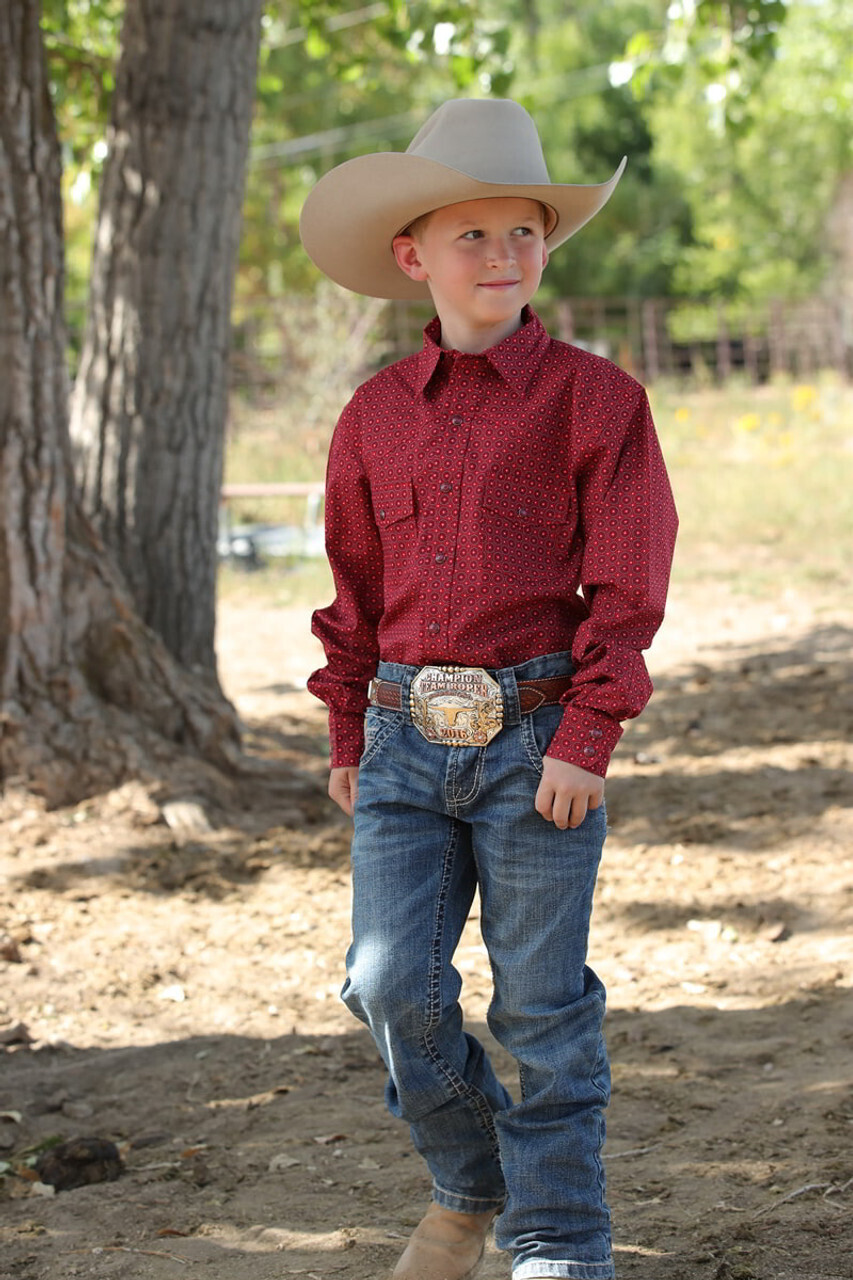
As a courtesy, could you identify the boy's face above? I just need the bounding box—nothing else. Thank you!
[392,197,548,347]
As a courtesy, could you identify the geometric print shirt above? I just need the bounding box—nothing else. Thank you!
[308,306,678,774]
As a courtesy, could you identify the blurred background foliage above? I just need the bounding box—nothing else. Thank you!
[39,1,853,612]
[44,0,853,321]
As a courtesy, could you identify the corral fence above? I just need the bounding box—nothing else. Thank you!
[229,293,852,399]
[384,295,853,386]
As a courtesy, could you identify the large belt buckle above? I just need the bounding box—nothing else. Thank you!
[409,665,503,747]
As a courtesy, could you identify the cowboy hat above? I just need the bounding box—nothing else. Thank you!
[299,98,626,300]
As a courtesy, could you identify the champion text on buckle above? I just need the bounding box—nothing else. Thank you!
[409,666,503,747]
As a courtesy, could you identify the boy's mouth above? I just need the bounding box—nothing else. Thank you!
[478,279,520,289]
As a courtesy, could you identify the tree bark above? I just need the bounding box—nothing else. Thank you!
[69,0,264,673]
[1,2,241,809]
[1,1,71,727]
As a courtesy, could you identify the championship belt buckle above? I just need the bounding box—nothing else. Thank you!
[409,666,503,747]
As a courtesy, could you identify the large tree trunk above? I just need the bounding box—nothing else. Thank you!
[70,0,264,673]
[1,2,241,809]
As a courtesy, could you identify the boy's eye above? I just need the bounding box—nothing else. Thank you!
[461,229,484,240]
[513,226,534,236]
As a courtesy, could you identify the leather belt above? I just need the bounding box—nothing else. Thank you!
[368,673,573,716]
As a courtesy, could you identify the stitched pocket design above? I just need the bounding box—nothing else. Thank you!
[520,703,565,775]
[361,706,406,767]
[371,479,415,528]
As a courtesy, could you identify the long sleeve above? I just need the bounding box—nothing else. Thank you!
[305,314,677,776]
[307,399,384,767]
[545,389,678,775]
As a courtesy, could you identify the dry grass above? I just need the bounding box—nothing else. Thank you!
[219,372,853,610]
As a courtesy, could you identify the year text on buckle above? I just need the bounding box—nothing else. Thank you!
[409,665,503,747]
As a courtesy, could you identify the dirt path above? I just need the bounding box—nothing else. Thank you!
[1,585,852,1279]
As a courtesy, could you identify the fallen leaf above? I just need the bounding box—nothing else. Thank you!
[0,1024,31,1047]
[0,937,23,963]
[269,1154,301,1171]
[161,800,213,836]
[313,1133,347,1146]
[157,984,187,1003]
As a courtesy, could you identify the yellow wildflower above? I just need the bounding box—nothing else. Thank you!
[791,385,818,413]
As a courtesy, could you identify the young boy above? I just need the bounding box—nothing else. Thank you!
[299,98,677,1280]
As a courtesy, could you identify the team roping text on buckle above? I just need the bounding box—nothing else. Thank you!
[409,665,503,747]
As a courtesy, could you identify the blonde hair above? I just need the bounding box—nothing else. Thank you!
[400,200,550,242]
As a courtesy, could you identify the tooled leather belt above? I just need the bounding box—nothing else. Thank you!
[369,665,574,746]
[368,673,573,716]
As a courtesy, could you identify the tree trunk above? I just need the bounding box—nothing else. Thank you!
[1,2,241,809]
[70,0,264,673]
[0,2,68,708]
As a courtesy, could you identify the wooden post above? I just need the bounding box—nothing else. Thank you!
[641,299,660,383]
[555,300,574,344]
[716,305,732,382]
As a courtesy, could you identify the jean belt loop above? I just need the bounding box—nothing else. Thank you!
[399,664,416,719]
[500,665,521,727]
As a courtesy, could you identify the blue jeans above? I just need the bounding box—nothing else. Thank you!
[343,652,614,1279]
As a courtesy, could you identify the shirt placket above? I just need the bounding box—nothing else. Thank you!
[420,356,483,654]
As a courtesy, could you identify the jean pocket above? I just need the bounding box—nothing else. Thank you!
[520,703,565,775]
[360,705,405,767]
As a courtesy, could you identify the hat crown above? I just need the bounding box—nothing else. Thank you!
[406,98,552,186]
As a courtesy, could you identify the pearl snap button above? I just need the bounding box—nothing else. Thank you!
[428,622,441,634]
[583,745,596,757]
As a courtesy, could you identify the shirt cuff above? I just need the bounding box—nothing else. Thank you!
[329,710,365,769]
[544,706,623,778]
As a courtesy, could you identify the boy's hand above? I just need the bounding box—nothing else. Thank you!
[535,757,604,830]
[329,766,359,816]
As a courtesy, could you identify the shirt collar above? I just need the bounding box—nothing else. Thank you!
[415,306,551,396]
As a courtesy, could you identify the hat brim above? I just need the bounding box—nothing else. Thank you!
[299,152,627,300]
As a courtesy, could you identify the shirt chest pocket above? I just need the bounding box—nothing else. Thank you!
[482,473,571,527]
[372,479,416,529]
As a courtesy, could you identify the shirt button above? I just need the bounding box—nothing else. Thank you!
[378,509,386,519]
[435,553,447,564]
[439,482,452,494]
[428,621,441,635]
[583,745,596,758]
[590,728,603,739]
[450,415,463,427]
[517,506,528,517]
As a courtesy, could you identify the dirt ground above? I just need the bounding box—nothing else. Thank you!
[2,582,852,1280]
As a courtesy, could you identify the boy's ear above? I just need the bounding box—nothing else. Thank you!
[392,234,429,283]
[541,242,549,270]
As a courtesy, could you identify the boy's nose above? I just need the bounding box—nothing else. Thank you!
[486,237,516,266]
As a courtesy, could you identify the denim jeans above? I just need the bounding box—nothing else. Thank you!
[343,651,614,1279]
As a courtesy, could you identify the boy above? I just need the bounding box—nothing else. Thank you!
[299,99,677,1280]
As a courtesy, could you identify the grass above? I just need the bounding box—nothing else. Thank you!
[217,556,333,609]
[218,372,853,610]
[650,373,853,599]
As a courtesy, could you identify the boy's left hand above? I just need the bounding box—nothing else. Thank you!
[535,757,604,830]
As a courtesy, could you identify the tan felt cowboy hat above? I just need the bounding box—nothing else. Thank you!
[299,98,626,300]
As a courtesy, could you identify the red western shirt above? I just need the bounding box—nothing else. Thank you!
[308,307,677,774]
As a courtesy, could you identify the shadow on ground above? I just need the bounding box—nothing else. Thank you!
[2,988,852,1279]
